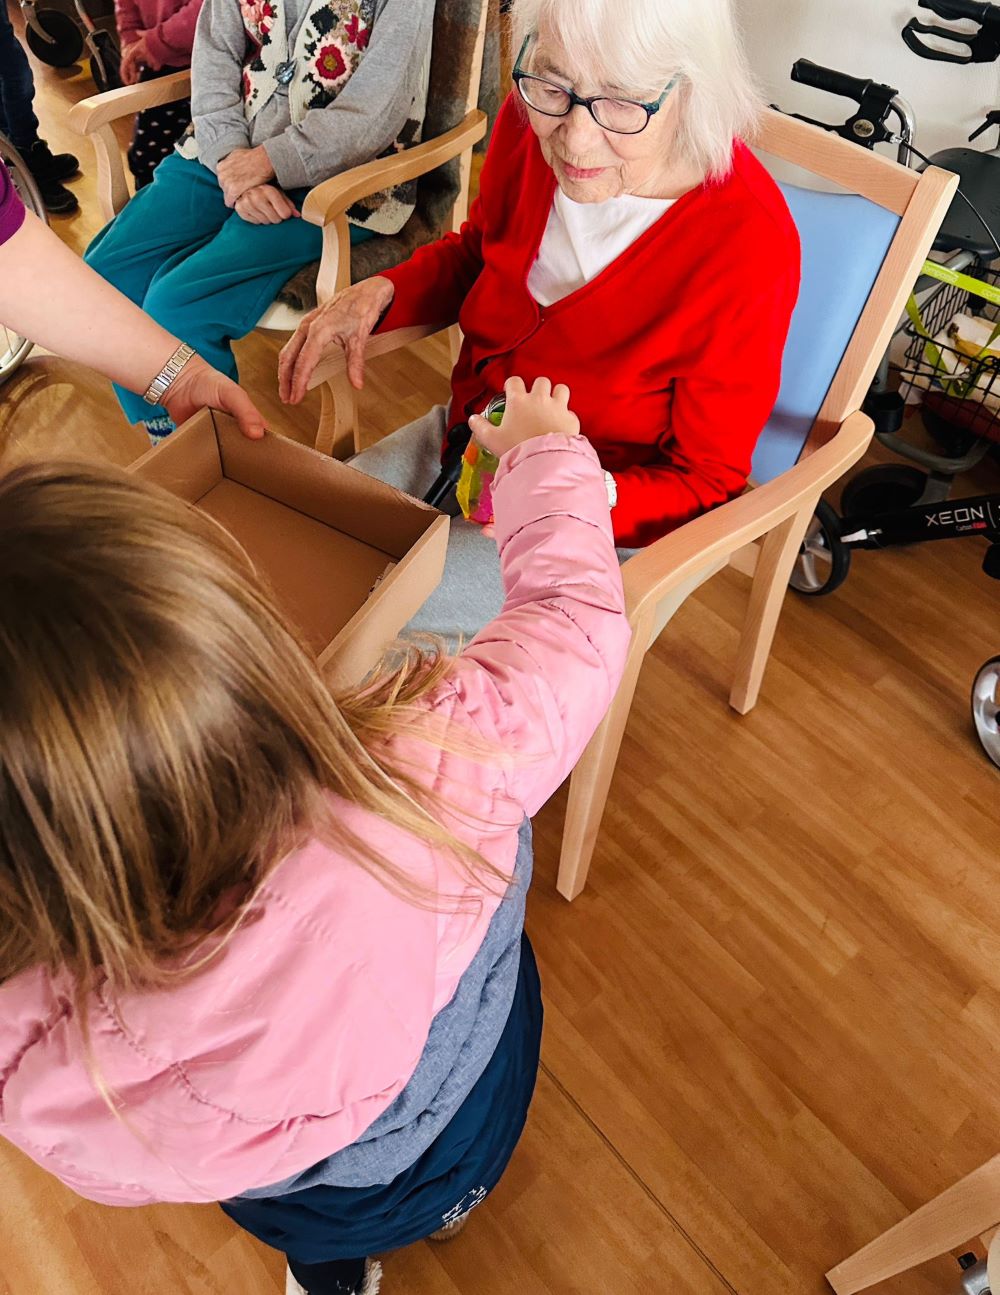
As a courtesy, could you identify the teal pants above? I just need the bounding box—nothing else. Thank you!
[85,150,372,433]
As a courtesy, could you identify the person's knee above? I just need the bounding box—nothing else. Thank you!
[83,215,137,288]
[83,223,117,277]
[141,271,203,335]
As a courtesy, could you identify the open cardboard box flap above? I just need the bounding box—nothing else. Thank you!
[129,409,449,686]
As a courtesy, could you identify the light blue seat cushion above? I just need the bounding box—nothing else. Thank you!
[751,183,901,484]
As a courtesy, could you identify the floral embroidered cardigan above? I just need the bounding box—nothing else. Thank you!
[184,0,433,230]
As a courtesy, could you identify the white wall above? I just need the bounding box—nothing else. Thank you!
[738,0,1000,162]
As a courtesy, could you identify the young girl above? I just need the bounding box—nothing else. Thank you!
[0,379,630,1295]
[115,0,201,187]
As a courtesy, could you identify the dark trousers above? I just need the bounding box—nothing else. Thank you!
[127,65,191,189]
[287,1256,367,1294]
[225,936,543,1293]
[0,2,39,151]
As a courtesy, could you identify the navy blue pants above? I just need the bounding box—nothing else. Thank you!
[223,935,543,1293]
[0,2,39,152]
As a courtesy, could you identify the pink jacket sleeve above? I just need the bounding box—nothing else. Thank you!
[442,435,632,816]
[143,0,204,68]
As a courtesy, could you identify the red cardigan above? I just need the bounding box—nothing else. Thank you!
[379,95,800,548]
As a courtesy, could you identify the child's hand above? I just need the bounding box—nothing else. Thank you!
[469,376,580,460]
[119,31,152,84]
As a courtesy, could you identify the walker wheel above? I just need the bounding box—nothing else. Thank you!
[790,499,851,596]
[25,9,84,65]
[972,656,1000,770]
[840,464,927,518]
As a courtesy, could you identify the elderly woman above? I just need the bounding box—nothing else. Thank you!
[282,0,800,640]
[85,0,434,442]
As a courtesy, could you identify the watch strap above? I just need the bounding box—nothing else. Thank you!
[142,343,196,406]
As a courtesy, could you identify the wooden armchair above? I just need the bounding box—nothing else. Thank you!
[67,0,495,455]
[306,108,957,903]
[826,1152,1000,1292]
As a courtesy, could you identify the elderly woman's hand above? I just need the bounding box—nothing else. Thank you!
[235,185,299,226]
[218,146,276,208]
[470,377,580,459]
[278,276,395,405]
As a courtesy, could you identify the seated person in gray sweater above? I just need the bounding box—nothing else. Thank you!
[85,0,433,441]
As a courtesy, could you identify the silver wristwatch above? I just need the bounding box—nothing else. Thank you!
[142,343,196,405]
[603,470,618,509]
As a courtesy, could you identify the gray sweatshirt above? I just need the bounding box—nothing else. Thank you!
[189,0,434,191]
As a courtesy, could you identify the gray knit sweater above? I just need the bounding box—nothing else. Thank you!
[189,0,434,190]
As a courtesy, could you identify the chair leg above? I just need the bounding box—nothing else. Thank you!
[826,1154,1000,1294]
[314,373,359,460]
[728,502,814,716]
[557,622,650,902]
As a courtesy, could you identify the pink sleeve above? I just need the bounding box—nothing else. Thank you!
[442,435,632,816]
[143,0,204,67]
[0,166,26,245]
[114,0,141,40]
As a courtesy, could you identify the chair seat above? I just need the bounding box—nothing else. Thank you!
[924,148,1000,258]
[257,300,306,332]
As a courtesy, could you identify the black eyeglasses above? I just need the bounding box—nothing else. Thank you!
[512,36,677,136]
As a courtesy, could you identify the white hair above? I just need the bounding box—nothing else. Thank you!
[509,0,763,181]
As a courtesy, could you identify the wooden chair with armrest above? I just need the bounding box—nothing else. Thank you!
[305,107,957,902]
[826,1152,1000,1292]
[67,0,496,456]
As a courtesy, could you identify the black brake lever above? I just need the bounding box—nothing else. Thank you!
[970,108,1000,141]
[770,100,895,150]
[902,15,1000,62]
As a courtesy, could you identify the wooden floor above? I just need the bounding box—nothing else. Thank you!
[3,17,1000,1295]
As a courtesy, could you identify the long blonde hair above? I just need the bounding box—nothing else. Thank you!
[0,459,499,1001]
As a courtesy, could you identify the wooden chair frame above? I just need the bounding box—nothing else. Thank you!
[826,1153,1000,1292]
[305,109,957,902]
[67,0,490,455]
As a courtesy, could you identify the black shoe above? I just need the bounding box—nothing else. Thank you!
[38,178,80,215]
[25,139,81,184]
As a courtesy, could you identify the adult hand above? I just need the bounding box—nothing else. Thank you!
[217,146,275,208]
[469,376,580,459]
[235,184,299,225]
[159,353,266,440]
[278,276,394,405]
[119,33,151,85]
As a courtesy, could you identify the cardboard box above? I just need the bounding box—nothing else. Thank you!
[129,410,449,686]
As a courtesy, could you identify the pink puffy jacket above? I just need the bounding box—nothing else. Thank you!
[0,435,631,1206]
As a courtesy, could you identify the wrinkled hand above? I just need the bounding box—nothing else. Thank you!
[159,353,266,440]
[235,184,299,225]
[119,32,152,85]
[278,275,395,405]
[469,376,580,460]
[217,146,276,208]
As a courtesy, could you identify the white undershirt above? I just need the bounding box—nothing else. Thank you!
[527,188,675,307]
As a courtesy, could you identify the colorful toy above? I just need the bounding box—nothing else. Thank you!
[457,394,504,524]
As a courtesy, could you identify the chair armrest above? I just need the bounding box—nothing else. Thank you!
[68,71,192,134]
[305,323,451,390]
[302,110,487,228]
[621,409,874,617]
